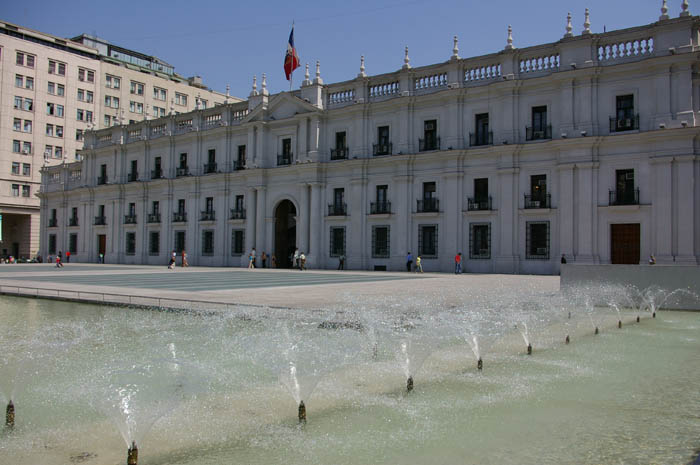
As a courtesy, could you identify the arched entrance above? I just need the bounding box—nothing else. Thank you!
[274,200,297,268]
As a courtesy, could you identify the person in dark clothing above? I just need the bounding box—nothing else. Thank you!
[406,252,413,272]
[561,254,567,264]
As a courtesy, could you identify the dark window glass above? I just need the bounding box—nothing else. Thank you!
[149,231,160,255]
[69,234,78,253]
[532,106,547,132]
[330,227,346,257]
[419,225,438,257]
[469,223,491,259]
[372,226,390,258]
[616,95,634,120]
[526,221,550,259]
[125,232,136,255]
[474,178,488,202]
[530,175,547,200]
[231,230,245,255]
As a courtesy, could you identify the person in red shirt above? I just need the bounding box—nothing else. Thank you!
[65,251,70,263]
[455,252,462,274]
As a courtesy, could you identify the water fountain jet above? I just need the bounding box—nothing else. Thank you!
[406,376,414,393]
[636,316,640,323]
[127,440,138,465]
[618,320,622,329]
[595,327,599,335]
[527,343,532,355]
[298,401,306,424]
[477,358,483,370]
[5,400,14,428]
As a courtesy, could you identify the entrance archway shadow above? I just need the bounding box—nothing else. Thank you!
[274,200,297,268]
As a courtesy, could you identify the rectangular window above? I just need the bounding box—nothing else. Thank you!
[13,118,21,131]
[202,230,214,255]
[153,87,167,101]
[130,101,143,114]
[330,227,346,257]
[532,106,547,132]
[231,230,245,256]
[376,184,388,203]
[22,163,30,176]
[526,221,550,259]
[48,60,66,75]
[25,76,34,90]
[46,124,54,136]
[174,231,186,253]
[130,81,144,95]
[372,225,390,258]
[205,196,214,212]
[153,106,165,117]
[11,184,20,197]
[106,75,121,89]
[77,89,84,101]
[22,120,31,133]
[152,201,160,215]
[469,223,491,259]
[15,74,23,88]
[11,162,20,175]
[69,234,78,254]
[149,232,160,256]
[178,199,186,215]
[23,141,32,154]
[473,113,490,146]
[78,68,95,83]
[530,174,547,200]
[13,140,21,153]
[125,232,136,255]
[23,97,33,111]
[282,138,292,156]
[55,125,63,138]
[175,92,187,105]
[54,146,63,159]
[235,194,245,211]
[421,119,438,151]
[237,145,246,168]
[418,224,438,257]
[76,129,84,141]
[48,234,56,255]
[22,185,30,197]
[474,178,489,202]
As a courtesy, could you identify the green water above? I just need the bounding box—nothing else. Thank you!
[0,296,698,465]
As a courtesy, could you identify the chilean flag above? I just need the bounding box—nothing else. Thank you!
[284,26,300,81]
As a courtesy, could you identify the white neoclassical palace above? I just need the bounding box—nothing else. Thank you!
[39,7,700,274]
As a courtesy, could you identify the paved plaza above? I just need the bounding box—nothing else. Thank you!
[0,263,559,310]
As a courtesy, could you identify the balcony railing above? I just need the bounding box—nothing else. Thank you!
[277,153,292,166]
[417,198,439,213]
[419,137,440,152]
[97,176,107,185]
[203,162,217,174]
[468,196,492,211]
[94,216,106,225]
[68,217,78,227]
[48,218,57,227]
[230,208,246,220]
[233,160,245,171]
[124,215,137,224]
[328,203,347,216]
[172,212,187,222]
[330,147,348,160]
[524,194,551,209]
[176,166,189,177]
[373,143,392,156]
[526,125,552,141]
[127,172,138,182]
[200,211,216,221]
[370,201,391,214]
[147,213,161,223]
[469,131,493,147]
[151,169,163,180]
[609,114,640,133]
[609,189,639,206]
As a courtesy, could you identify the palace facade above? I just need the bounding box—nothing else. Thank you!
[39,8,700,274]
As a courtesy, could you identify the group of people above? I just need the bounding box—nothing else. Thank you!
[404,252,465,274]
[168,250,189,269]
[246,248,277,269]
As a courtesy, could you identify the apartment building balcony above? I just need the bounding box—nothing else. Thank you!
[468,196,492,211]
[370,201,392,214]
[230,208,246,220]
[417,198,439,213]
[524,194,551,209]
[328,203,347,216]
[200,211,216,221]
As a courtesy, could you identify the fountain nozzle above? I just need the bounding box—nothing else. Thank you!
[298,401,306,424]
[636,316,640,323]
[127,441,138,465]
[565,335,570,344]
[618,320,622,329]
[595,327,599,335]
[652,312,656,318]
[5,400,14,428]
[477,358,483,370]
[527,343,532,355]
[406,376,414,393]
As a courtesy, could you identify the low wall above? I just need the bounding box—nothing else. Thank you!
[560,264,700,310]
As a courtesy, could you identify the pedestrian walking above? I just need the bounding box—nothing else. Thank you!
[65,251,71,263]
[55,255,63,268]
[58,250,63,263]
[248,250,255,269]
[168,255,176,269]
[415,255,423,273]
[250,247,257,268]
[271,254,277,268]
[300,252,306,270]
[99,253,104,264]
[648,255,656,265]
[454,252,462,274]
[261,251,267,268]
[293,248,300,269]
[338,253,345,270]
[181,250,189,267]
[406,252,413,272]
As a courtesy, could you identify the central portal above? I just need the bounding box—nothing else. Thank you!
[274,200,297,268]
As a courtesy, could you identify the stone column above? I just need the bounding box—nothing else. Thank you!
[675,156,697,263]
[309,182,323,268]
[575,162,597,263]
[299,119,308,161]
[495,167,518,273]
[308,116,320,162]
[652,157,673,262]
[349,178,366,269]
[441,172,462,271]
[392,174,412,269]
[558,164,575,262]
[245,187,257,257]
[298,184,310,254]
[255,186,266,259]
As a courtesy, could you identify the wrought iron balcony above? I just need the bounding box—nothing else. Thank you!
[68,217,78,227]
[200,210,216,221]
[203,162,217,174]
[127,172,138,182]
[524,194,551,209]
[230,208,246,220]
[468,196,492,211]
[526,125,552,141]
[330,147,348,160]
[328,203,347,216]
[373,143,392,156]
[172,212,187,222]
[124,214,137,224]
[277,153,292,166]
[419,137,440,152]
[48,218,57,227]
[94,216,106,225]
[469,131,493,147]
[417,198,439,213]
[97,176,107,185]
[609,188,639,206]
[176,166,189,177]
[370,201,392,214]
[147,213,161,223]
[151,169,163,180]
[609,114,640,133]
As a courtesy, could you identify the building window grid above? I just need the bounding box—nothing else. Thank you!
[202,230,215,256]
[371,225,391,258]
[69,234,78,254]
[469,223,491,259]
[125,232,136,255]
[149,232,160,256]
[231,230,245,256]
[329,226,346,257]
[526,221,550,260]
[418,224,439,258]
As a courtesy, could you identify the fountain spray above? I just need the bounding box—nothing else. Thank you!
[406,376,414,393]
[127,441,138,465]
[477,358,483,370]
[298,401,306,424]
[5,400,14,428]
[527,343,532,355]
[565,335,570,344]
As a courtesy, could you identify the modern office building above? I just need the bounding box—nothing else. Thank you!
[1,20,237,259]
[39,5,700,274]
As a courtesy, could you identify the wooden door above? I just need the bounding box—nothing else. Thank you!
[611,224,640,264]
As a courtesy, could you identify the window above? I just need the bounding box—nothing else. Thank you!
[45,145,53,158]
[474,178,489,202]
[47,103,64,117]
[15,75,23,88]
[614,95,636,131]
[46,124,54,137]
[22,185,30,197]
[77,109,93,122]
[48,82,64,96]
[473,113,491,146]
[11,162,20,175]
[612,169,637,205]
[15,74,33,90]
[78,68,94,82]
[375,126,391,155]
[237,145,246,168]
[527,106,550,140]
[174,231,186,253]
[17,52,35,68]
[13,118,21,131]
[469,223,491,259]
[152,201,160,215]
[55,125,63,137]
[77,89,93,103]
[235,194,245,212]
[330,227,346,257]
[336,131,347,150]
[231,230,245,255]
[526,221,550,259]
[125,232,136,255]
[418,224,438,257]
[54,146,63,159]
[153,87,167,101]
[529,174,547,206]
[282,138,292,156]
[12,140,20,153]
[48,234,56,255]
[69,234,78,254]
[77,89,84,101]
[149,232,160,256]
[106,75,121,89]
[175,92,187,105]
[130,81,144,95]
[23,120,32,133]
[130,101,143,114]
[105,95,120,108]
[372,225,390,258]
[48,60,66,75]
[15,96,33,111]
[76,129,84,141]
[22,141,32,154]
[421,120,438,151]
[25,76,34,90]
[11,184,19,197]
[202,230,214,255]
[23,163,31,176]
[153,106,166,117]
[178,199,186,215]
[179,153,188,168]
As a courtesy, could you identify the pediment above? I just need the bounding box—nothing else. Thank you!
[244,93,319,123]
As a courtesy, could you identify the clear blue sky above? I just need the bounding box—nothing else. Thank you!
[3,0,680,98]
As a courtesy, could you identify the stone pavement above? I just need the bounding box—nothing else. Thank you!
[0,263,559,310]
